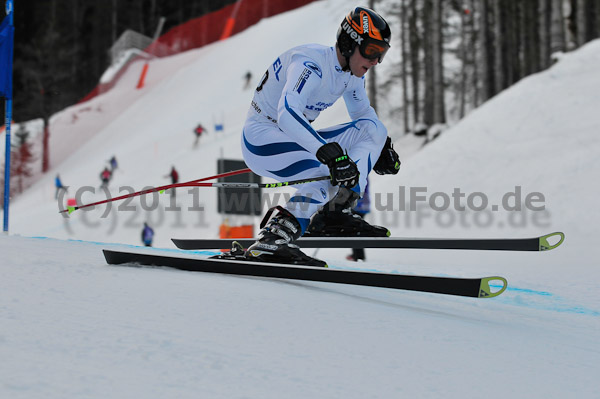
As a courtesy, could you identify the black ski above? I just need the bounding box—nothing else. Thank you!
[103,249,507,298]
[172,232,564,251]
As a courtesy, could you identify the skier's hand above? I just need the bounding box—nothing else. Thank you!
[373,136,401,175]
[316,142,359,188]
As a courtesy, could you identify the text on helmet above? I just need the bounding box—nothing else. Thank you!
[342,21,364,45]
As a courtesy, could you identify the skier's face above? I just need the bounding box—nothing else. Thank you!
[349,49,379,77]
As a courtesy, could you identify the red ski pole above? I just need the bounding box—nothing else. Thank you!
[60,168,252,214]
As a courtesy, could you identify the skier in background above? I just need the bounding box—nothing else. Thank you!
[238,7,400,267]
[141,222,154,247]
[99,167,112,188]
[243,71,253,89]
[165,166,179,199]
[193,124,205,147]
[55,174,67,199]
[109,155,118,171]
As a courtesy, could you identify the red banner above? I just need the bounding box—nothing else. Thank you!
[80,0,317,103]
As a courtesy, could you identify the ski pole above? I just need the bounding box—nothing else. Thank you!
[61,172,330,214]
[177,175,330,189]
[59,167,252,214]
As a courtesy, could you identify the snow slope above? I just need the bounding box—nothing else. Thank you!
[2,0,600,397]
[1,234,598,399]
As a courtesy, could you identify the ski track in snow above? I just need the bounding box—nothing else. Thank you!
[29,235,600,318]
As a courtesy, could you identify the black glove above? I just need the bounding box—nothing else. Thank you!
[373,136,401,175]
[316,142,359,188]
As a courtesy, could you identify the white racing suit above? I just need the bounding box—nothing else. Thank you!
[241,44,387,233]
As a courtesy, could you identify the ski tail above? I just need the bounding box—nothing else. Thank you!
[539,232,564,251]
[478,277,507,298]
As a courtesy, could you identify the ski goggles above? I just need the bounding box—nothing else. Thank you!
[359,40,390,63]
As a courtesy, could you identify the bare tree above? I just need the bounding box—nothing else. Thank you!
[368,0,379,113]
[597,0,600,40]
[457,3,467,119]
[409,0,422,126]
[539,0,552,69]
[400,0,410,133]
[521,1,541,76]
[505,0,522,86]
[479,0,496,101]
[431,0,446,123]
[423,0,434,125]
[469,0,480,106]
[576,0,587,45]
[550,0,566,54]
[584,0,599,42]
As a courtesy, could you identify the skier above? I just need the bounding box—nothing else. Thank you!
[54,174,67,199]
[109,155,118,171]
[165,166,179,199]
[193,124,205,147]
[99,167,112,188]
[141,222,154,247]
[239,7,400,267]
[243,71,253,90]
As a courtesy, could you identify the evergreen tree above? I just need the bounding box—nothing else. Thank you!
[12,125,36,194]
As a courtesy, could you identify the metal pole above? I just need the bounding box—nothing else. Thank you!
[2,0,14,233]
[3,99,11,233]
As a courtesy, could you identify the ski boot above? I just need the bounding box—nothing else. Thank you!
[245,206,327,267]
[305,187,390,237]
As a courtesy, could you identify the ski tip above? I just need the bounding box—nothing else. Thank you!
[478,276,507,298]
[539,232,565,251]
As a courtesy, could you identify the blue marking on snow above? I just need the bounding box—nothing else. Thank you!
[490,283,600,316]
[330,262,599,317]
[25,236,600,317]
[490,284,552,296]
[29,236,218,257]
